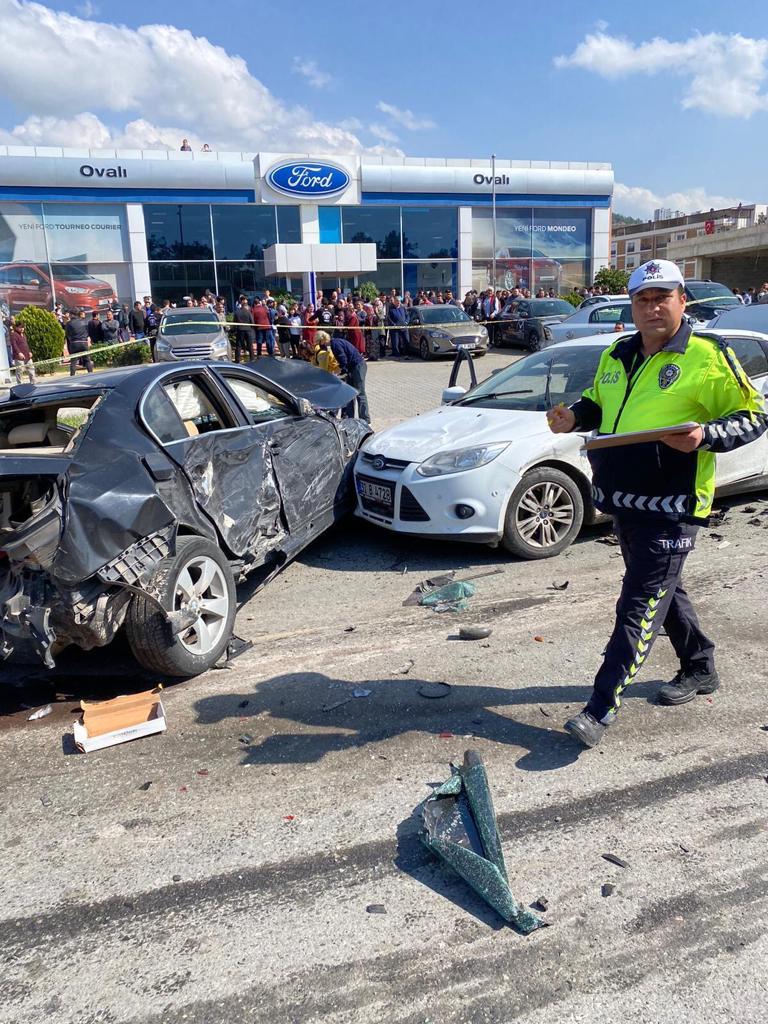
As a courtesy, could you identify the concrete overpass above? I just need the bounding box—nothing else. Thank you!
[668,222,768,289]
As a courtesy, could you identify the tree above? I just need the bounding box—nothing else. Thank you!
[357,281,379,303]
[593,267,630,292]
[16,306,65,374]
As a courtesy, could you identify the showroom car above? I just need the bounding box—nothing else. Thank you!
[0,359,369,676]
[547,299,635,344]
[354,331,768,559]
[0,262,116,313]
[492,297,576,350]
[407,304,488,359]
[154,307,232,362]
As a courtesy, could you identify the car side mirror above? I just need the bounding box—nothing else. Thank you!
[297,397,313,417]
[442,385,466,404]
[29,279,40,286]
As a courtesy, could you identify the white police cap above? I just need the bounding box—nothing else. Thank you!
[628,259,685,296]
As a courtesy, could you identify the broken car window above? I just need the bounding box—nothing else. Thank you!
[0,396,101,454]
[162,379,227,437]
[141,386,187,444]
[223,376,293,426]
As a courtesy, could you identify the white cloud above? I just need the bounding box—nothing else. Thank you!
[339,117,363,131]
[75,0,98,16]
[376,100,435,130]
[0,0,369,153]
[369,123,400,144]
[291,57,332,89]
[555,31,768,117]
[614,181,744,220]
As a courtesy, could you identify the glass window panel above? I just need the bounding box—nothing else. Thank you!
[341,207,400,258]
[149,262,216,304]
[472,209,532,259]
[472,259,531,292]
[212,206,276,260]
[403,261,456,295]
[0,202,48,263]
[276,205,301,244]
[215,262,268,307]
[144,205,213,260]
[532,259,589,293]
[318,206,341,244]
[532,209,591,259]
[44,204,129,262]
[402,207,457,259]
[358,261,402,296]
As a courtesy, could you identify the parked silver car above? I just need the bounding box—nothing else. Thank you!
[154,308,231,362]
[548,299,635,344]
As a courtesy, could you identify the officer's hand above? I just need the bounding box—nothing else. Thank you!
[546,405,576,433]
[660,425,704,452]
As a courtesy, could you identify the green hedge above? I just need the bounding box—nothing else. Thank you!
[15,306,65,373]
[90,341,153,368]
[561,291,583,308]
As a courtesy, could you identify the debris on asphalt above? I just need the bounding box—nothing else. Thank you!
[742,506,757,513]
[709,532,725,542]
[596,534,620,546]
[538,707,551,718]
[353,687,372,698]
[532,896,549,912]
[224,634,254,663]
[418,682,451,700]
[238,734,254,745]
[458,625,492,641]
[747,517,762,526]
[551,581,570,591]
[602,853,629,868]
[139,781,152,792]
[678,843,691,854]
[322,696,354,712]
[283,815,295,822]
[392,660,415,675]
[28,704,52,721]
[717,541,731,549]
[73,687,167,753]
[172,874,182,882]
[421,581,477,613]
[344,625,356,633]
[760,725,768,732]
[405,568,503,607]
[238,700,250,709]
[196,769,209,777]
[40,794,52,807]
[420,749,545,934]
[533,635,545,643]
[366,904,387,914]
[601,883,615,897]
[438,731,454,739]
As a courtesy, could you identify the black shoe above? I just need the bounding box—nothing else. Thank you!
[657,668,720,706]
[564,710,608,748]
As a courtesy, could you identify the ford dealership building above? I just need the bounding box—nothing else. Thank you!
[0,147,613,310]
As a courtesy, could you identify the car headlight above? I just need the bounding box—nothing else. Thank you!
[64,286,89,295]
[428,330,449,339]
[543,326,552,340]
[155,335,170,347]
[416,442,509,477]
[211,336,228,350]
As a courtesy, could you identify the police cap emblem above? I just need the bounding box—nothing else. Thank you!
[658,363,681,389]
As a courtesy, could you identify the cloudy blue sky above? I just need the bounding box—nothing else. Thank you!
[0,0,766,218]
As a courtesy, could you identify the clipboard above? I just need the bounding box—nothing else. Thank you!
[583,422,698,451]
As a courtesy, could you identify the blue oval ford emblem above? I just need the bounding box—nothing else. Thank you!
[266,161,350,199]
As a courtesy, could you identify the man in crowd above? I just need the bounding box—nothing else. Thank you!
[232,296,255,362]
[315,331,370,422]
[129,301,146,340]
[87,311,103,346]
[386,295,409,357]
[65,310,94,375]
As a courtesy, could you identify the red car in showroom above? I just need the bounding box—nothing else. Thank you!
[0,263,116,313]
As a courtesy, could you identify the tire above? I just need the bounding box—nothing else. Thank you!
[125,535,236,676]
[501,466,584,560]
[419,337,431,360]
[526,328,543,352]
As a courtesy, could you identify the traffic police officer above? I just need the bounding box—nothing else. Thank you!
[548,259,768,748]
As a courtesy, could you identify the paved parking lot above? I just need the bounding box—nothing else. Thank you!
[1,355,767,1024]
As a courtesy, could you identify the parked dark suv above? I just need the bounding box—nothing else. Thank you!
[493,298,576,350]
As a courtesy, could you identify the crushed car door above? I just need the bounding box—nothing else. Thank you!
[220,371,345,533]
[142,374,285,557]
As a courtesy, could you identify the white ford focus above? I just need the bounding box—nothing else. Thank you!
[354,332,768,559]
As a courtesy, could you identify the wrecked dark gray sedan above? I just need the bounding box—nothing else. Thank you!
[0,359,370,676]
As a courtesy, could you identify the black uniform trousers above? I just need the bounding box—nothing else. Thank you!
[586,516,716,723]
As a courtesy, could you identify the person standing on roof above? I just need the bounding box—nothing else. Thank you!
[547,258,768,748]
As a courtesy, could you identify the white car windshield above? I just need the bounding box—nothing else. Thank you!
[458,345,605,411]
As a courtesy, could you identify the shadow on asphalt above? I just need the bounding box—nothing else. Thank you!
[194,671,661,773]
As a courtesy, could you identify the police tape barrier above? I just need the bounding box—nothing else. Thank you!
[31,338,151,372]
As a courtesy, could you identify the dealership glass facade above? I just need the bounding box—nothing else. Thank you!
[0,192,596,313]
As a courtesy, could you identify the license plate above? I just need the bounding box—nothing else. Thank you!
[457,343,476,350]
[357,479,393,504]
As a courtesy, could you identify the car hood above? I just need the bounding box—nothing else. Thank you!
[363,405,550,461]
[159,329,224,344]
[417,321,483,336]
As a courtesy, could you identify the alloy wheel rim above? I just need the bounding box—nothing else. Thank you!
[515,481,575,548]
[173,555,229,655]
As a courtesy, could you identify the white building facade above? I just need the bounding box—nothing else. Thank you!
[0,147,613,311]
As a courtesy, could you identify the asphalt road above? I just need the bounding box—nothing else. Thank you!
[1,355,767,1024]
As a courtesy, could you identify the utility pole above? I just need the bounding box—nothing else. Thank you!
[491,153,497,290]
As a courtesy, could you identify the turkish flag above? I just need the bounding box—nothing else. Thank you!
[705,220,715,234]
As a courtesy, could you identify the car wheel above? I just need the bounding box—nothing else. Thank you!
[419,337,431,360]
[125,536,236,676]
[526,328,543,352]
[501,467,584,559]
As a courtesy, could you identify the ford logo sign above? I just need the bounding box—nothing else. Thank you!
[266,161,350,199]
[372,455,386,471]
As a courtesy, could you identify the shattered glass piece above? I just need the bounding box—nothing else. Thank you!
[420,581,476,612]
[420,750,544,934]
[601,853,629,869]
[28,704,52,721]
